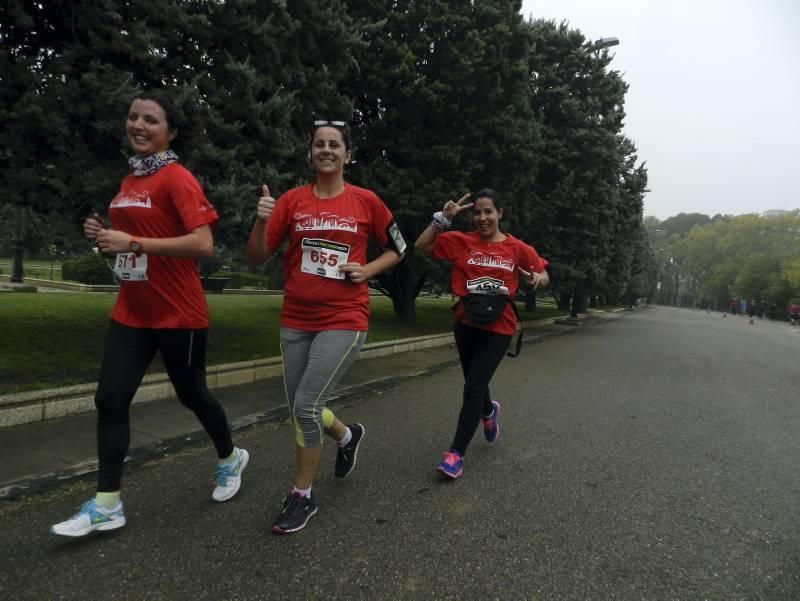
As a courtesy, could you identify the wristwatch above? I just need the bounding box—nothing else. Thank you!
[129,238,144,257]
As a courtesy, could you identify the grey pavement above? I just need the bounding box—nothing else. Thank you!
[3,307,800,599]
[0,315,578,499]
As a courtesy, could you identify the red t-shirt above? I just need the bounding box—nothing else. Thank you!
[433,231,548,335]
[267,183,399,331]
[108,163,219,329]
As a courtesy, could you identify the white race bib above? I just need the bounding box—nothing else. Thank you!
[113,252,149,281]
[300,238,350,279]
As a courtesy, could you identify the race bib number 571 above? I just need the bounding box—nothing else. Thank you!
[113,252,148,281]
[300,238,350,279]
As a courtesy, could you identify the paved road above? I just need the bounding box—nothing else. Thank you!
[2,307,799,600]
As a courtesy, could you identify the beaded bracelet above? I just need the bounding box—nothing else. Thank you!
[430,219,447,233]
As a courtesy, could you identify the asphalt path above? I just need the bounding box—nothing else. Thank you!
[2,307,799,600]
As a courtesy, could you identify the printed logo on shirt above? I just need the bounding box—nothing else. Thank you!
[466,276,509,295]
[294,212,358,233]
[466,250,515,272]
[110,191,152,209]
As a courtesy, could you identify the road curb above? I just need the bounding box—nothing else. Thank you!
[0,318,567,429]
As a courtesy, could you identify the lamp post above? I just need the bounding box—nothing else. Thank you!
[591,36,619,57]
[10,205,25,284]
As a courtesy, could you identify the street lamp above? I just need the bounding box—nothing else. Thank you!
[593,37,619,51]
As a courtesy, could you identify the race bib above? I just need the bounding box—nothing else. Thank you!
[113,252,149,281]
[300,238,350,279]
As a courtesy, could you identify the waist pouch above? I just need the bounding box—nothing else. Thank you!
[456,294,523,357]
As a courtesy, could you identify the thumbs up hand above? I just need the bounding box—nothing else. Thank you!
[257,184,275,222]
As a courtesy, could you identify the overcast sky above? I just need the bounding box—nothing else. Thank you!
[519,0,800,220]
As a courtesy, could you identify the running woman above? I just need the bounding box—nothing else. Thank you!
[51,91,248,537]
[247,119,406,534]
[415,189,548,479]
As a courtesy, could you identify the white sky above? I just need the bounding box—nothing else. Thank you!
[520,0,800,220]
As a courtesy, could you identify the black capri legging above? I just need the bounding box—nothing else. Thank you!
[94,320,233,491]
[450,320,512,456]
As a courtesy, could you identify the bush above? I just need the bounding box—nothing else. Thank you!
[61,252,117,285]
[212,271,271,289]
[199,255,225,279]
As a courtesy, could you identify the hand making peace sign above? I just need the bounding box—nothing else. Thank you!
[442,193,473,222]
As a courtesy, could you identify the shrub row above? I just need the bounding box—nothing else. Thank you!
[213,271,283,289]
[61,252,117,285]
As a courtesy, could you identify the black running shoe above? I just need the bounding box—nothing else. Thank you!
[335,423,365,478]
[271,491,318,535]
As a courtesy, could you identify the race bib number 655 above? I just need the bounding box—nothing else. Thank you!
[300,238,350,279]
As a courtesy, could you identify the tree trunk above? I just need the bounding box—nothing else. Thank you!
[558,290,572,311]
[371,257,426,325]
[570,285,586,318]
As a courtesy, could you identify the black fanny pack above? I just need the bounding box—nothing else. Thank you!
[457,294,524,358]
[462,294,509,323]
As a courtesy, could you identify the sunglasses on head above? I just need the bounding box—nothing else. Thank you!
[314,120,346,127]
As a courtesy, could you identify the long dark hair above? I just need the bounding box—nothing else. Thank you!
[129,90,190,154]
[472,188,503,210]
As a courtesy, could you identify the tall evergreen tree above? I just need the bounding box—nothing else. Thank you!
[525,18,636,315]
[343,0,540,322]
[196,0,362,255]
[1,0,214,245]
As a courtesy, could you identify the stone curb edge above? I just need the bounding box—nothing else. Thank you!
[2,315,585,428]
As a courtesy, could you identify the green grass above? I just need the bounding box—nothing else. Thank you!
[0,293,566,395]
[0,257,64,281]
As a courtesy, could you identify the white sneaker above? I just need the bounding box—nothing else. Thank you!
[212,447,249,502]
[50,499,126,537]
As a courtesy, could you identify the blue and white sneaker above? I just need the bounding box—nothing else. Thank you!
[436,450,464,479]
[50,499,126,537]
[213,447,249,502]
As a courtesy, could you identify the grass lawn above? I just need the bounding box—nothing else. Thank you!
[0,257,64,281]
[0,293,566,395]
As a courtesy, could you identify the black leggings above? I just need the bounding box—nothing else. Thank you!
[450,321,512,456]
[94,320,234,491]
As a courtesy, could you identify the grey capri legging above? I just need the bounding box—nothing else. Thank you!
[279,327,366,448]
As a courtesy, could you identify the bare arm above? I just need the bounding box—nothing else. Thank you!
[93,224,213,257]
[338,249,402,284]
[414,193,472,254]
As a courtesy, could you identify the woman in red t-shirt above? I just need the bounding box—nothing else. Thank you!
[51,91,247,538]
[248,119,406,534]
[415,188,549,479]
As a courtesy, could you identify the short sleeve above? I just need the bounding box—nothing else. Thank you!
[432,231,466,262]
[266,190,293,253]
[169,166,218,231]
[519,242,548,272]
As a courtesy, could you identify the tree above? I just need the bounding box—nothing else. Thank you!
[1,1,215,243]
[676,213,800,312]
[343,0,540,322]
[196,0,363,256]
[524,18,638,316]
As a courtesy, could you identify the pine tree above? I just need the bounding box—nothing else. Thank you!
[343,0,540,322]
[525,18,641,315]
